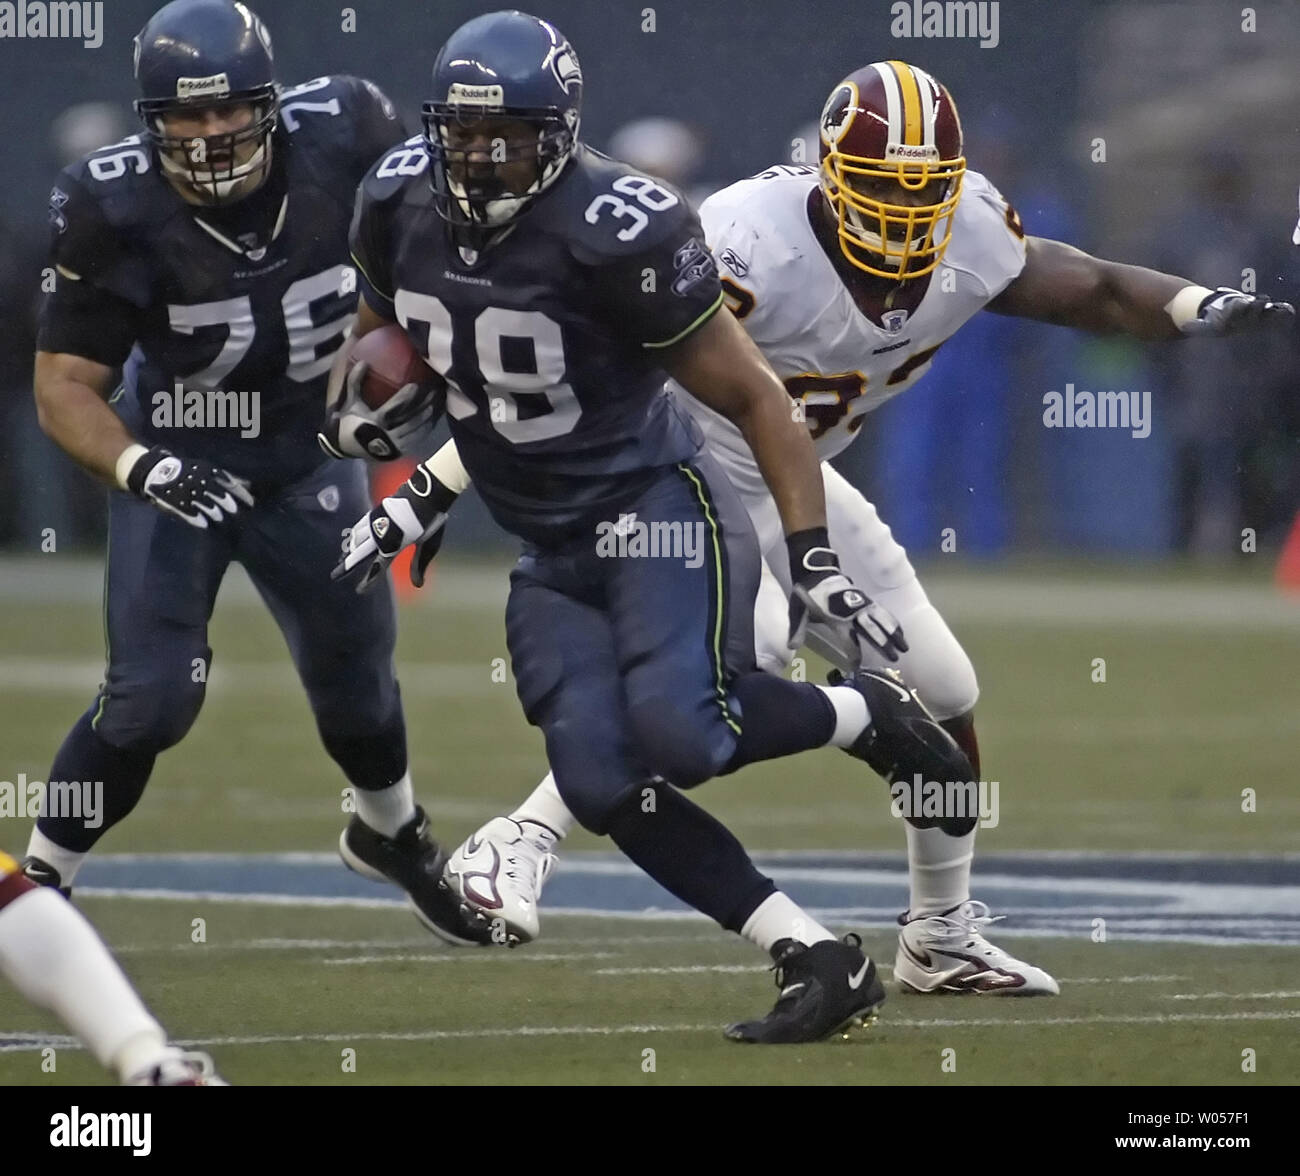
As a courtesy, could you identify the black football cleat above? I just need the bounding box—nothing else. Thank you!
[835,667,974,785]
[725,933,886,1044]
[338,806,491,946]
[20,856,72,899]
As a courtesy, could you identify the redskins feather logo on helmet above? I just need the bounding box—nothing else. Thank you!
[818,61,966,280]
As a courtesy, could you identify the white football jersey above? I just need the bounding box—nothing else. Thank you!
[675,164,1027,493]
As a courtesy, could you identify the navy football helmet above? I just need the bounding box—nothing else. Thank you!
[422,10,582,232]
[133,0,278,204]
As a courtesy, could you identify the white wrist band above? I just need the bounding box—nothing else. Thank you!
[114,443,150,491]
[1165,285,1214,330]
[421,440,471,495]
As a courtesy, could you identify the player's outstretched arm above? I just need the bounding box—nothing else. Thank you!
[663,308,906,663]
[988,236,1294,340]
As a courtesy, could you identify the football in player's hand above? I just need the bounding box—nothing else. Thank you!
[349,324,441,410]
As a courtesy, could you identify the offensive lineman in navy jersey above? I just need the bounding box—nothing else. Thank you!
[329,11,974,1042]
[24,0,489,945]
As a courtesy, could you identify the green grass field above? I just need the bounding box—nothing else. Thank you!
[1,557,1298,1084]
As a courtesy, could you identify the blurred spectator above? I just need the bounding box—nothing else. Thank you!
[1151,160,1292,557]
[1,103,129,551]
[605,116,725,207]
[51,102,132,165]
[0,216,43,546]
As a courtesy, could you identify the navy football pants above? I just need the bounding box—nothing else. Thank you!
[507,455,762,832]
[52,458,404,804]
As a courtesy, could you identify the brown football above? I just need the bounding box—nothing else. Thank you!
[349,324,438,409]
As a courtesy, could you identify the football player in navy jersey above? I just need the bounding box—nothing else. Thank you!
[24,0,488,945]
[328,10,975,1042]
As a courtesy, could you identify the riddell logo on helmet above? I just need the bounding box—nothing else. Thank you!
[176,73,231,100]
[447,82,504,106]
[885,143,939,161]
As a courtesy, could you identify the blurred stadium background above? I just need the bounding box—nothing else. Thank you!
[1,0,1298,1086]
[2,0,1298,558]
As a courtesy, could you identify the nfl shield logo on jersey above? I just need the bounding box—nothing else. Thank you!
[881,309,909,334]
[317,485,340,512]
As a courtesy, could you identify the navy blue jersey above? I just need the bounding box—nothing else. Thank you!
[351,141,724,546]
[38,75,405,488]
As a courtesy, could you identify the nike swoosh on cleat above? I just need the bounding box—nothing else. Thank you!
[21,862,59,886]
[900,939,934,969]
[847,960,872,990]
[866,671,913,705]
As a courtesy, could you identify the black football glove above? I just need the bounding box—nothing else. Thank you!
[125,445,253,529]
[317,359,438,461]
[332,461,459,593]
[1179,287,1295,336]
[786,527,906,667]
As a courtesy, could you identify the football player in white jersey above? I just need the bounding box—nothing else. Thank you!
[369,62,1292,989]
[0,848,223,1083]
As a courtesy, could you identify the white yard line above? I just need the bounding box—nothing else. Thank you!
[4,1008,1300,1054]
[7,559,1299,631]
[320,951,617,965]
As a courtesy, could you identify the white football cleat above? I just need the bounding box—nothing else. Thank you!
[444,817,557,946]
[893,900,1059,996]
[127,1048,228,1086]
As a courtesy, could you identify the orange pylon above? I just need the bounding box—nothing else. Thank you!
[1276,510,1300,593]
[371,458,421,598]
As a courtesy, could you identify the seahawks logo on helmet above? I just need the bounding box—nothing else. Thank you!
[547,40,581,94]
[820,82,858,146]
[242,3,273,55]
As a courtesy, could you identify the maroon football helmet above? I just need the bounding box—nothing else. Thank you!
[818,61,966,279]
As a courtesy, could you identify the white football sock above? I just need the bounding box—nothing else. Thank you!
[354,771,416,839]
[741,892,835,953]
[24,828,88,887]
[814,684,870,748]
[508,773,576,840]
[0,885,168,1077]
[904,823,975,917]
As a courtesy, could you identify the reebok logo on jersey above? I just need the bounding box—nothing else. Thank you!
[48,186,69,234]
[671,237,716,297]
[718,248,749,278]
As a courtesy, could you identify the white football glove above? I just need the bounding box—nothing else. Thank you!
[1177,287,1294,336]
[123,444,253,529]
[317,359,438,461]
[332,463,458,593]
[787,529,906,667]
